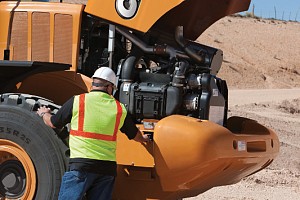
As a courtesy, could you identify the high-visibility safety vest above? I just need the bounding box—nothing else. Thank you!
[69,92,127,161]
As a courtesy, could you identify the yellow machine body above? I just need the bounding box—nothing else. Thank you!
[0,1,279,199]
[0,2,89,104]
[115,115,279,199]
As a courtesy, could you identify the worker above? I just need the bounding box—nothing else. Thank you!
[37,67,150,200]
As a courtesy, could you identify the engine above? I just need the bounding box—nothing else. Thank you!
[119,60,228,126]
[78,15,228,126]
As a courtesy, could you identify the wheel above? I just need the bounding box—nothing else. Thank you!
[0,94,68,199]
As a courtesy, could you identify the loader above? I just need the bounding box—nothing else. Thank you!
[0,0,279,199]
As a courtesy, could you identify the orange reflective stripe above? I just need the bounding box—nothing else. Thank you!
[78,94,85,132]
[70,130,116,141]
[112,100,123,141]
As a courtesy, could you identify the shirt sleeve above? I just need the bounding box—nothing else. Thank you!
[120,113,138,140]
[51,96,74,129]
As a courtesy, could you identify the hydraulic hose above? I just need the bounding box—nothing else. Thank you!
[121,55,138,82]
[4,0,21,60]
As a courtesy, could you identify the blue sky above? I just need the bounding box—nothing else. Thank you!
[246,0,300,21]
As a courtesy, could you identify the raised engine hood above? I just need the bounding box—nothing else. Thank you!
[85,0,251,40]
[153,0,251,40]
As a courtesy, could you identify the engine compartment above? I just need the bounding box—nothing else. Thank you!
[78,14,228,126]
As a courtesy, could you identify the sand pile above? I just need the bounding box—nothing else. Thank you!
[198,16,300,89]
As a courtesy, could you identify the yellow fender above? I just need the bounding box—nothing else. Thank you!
[154,115,279,191]
[114,115,279,199]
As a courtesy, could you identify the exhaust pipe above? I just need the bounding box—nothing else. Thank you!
[115,26,188,60]
[175,26,205,65]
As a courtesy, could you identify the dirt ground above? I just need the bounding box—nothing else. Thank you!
[186,16,300,200]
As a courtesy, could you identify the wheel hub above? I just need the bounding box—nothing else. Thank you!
[0,160,26,198]
[0,139,36,199]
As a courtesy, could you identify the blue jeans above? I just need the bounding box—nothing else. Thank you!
[58,170,115,200]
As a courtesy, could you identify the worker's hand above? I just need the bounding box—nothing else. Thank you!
[37,106,51,117]
[133,130,152,143]
[142,134,151,143]
[36,106,56,128]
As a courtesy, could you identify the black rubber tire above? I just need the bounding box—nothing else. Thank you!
[0,93,68,200]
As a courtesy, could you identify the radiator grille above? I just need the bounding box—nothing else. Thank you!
[6,4,79,67]
[54,14,72,64]
[10,12,73,64]
[11,12,28,61]
[32,12,50,61]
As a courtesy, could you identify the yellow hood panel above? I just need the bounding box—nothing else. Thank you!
[85,0,251,40]
[85,0,184,33]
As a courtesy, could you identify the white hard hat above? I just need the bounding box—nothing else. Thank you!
[92,67,117,86]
